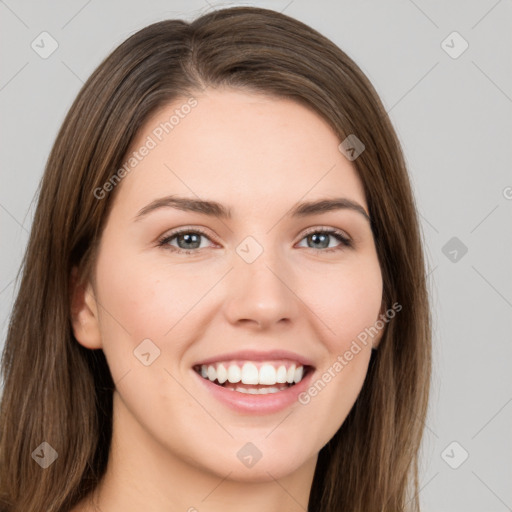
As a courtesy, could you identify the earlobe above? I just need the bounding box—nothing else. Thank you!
[70,267,102,349]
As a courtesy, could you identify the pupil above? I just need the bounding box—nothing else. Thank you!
[310,233,328,249]
[179,233,201,249]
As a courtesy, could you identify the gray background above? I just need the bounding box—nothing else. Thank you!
[1,1,511,510]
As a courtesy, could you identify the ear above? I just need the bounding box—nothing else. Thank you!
[70,266,102,349]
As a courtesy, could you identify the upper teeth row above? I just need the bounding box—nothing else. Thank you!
[200,362,304,385]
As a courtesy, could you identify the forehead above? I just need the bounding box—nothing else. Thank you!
[112,88,367,217]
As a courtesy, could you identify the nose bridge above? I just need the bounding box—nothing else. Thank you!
[223,233,298,327]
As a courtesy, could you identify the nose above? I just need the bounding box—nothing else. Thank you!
[223,249,300,330]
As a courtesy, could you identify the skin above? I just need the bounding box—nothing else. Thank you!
[70,88,384,512]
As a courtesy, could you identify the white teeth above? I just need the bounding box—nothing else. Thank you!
[286,364,296,384]
[216,363,228,384]
[259,364,277,385]
[227,364,241,383]
[293,365,303,384]
[230,385,288,394]
[241,362,259,384]
[261,387,279,394]
[276,365,287,383]
[198,361,307,386]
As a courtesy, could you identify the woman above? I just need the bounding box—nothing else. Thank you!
[0,6,431,511]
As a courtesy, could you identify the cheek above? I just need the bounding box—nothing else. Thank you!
[302,257,383,352]
[92,241,225,381]
[94,245,209,339]
[293,259,382,438]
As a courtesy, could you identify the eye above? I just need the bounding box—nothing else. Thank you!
[157,228,215,254]
[296,228,352,253]
[157,227,353,255]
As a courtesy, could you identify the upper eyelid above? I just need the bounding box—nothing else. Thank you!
[301,225,351,240]
[160,226,217,243]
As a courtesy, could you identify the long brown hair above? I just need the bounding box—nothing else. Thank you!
[0,6,431,511]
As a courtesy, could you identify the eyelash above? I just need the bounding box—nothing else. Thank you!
[156,226,353,255]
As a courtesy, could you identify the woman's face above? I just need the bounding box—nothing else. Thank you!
[75,88,384,482]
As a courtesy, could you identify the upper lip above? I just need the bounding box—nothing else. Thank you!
[193,349,315,368]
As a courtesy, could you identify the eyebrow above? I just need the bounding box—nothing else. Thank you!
[134,195,370,223]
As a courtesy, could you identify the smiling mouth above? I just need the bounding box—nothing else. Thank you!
[193,361,314,395]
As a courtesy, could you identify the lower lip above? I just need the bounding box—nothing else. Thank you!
[192,368,315,414]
